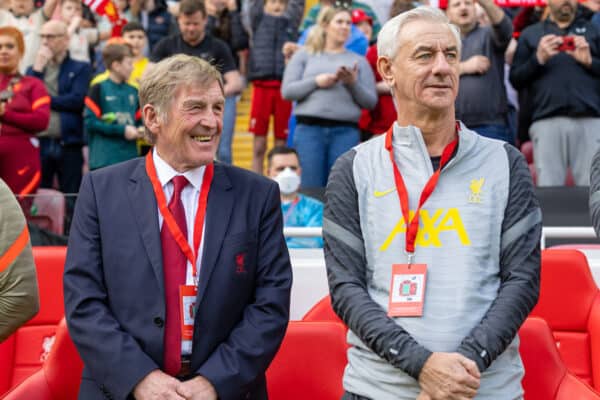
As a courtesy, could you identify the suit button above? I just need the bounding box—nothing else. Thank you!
[153,317,164,327]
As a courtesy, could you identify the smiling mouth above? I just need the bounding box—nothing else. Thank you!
[192,135,213,142]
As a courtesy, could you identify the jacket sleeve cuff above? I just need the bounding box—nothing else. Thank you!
[457,345,488,373]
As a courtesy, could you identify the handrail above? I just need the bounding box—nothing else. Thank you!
[283,226,599,250]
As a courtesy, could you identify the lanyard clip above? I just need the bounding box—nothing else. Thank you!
[405,251,414,266]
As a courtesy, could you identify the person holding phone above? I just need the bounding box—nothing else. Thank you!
[282,3,377,187]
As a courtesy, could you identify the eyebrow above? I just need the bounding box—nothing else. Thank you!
[181,99,225,108]
[413,45,459,54]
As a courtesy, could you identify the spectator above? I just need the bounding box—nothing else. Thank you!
[300,0,381,40]
[510,0,600,186]
[84,43,142,170]
[282,5,377,187]
[64,54,292,400]
[244,0,305,34]
[131,0,174,52]
[60,0,110,63]
[325,7,541,399]
[351,8,373,42]
[205,0,249,165]
[7,0,59,73]
[27,20,92,200]
[446,0,513,143]
[151,0,243,105]
[91,21,150,88]
[0,27,50,203]
[247,0,296,174]
[267,146,323,248]
[0,177,39,343]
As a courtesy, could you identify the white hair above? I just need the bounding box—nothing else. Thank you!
[377,6,461,60]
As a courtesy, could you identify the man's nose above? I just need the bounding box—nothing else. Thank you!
[431,52,452,75]
[201,111,220,128]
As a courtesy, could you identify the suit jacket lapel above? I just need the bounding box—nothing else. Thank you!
[196,163,233,304]
[127,158,164,295]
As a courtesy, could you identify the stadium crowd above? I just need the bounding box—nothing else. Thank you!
[0,0,599,237]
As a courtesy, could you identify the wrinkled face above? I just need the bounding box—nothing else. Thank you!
[325,10,352,45]
[0,35,21,73]
[446,0,476,30]
[267,153,301,179]
[548,0,578,22]
[178,11,207,45]
[40,24,69,56]
[10,0,33,16]
[379,21,460,113]
[123,30,146,57]
[112,56,134,81]
[152,81,225,170]
[60,0,82,21]
[264,0,287,15]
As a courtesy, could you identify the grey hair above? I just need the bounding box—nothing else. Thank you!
[139,54,224,144]
[377,6,461,60]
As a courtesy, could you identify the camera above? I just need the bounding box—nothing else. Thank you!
[0,89,13,103]
[558,36,575,52]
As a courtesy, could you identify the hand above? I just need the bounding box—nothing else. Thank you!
[0,101,5,117]
[418,352,480,400]
[460,55,490,75]
[125,125,141,141]
[567,35,592,68]
[226,0,237,11]
[204,0,217,16]
[315,73,338,88]
[282,42,299,62]
[68,15,82,33]
[176,375,217,400]
[33,45,53,72]
[336,63,358,85]
[536,34,561,65]
[132,370,185,400]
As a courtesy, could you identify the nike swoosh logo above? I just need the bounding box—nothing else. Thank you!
[17,166,29,176]
[374,188,397,198]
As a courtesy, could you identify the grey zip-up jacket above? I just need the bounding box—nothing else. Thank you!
[324,123,541,399]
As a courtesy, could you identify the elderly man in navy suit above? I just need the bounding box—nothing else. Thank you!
[64,54,292,400]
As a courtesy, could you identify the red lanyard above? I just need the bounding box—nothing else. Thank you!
[384,125,459,260]
[145,151,214,282]
[283,196,300,225]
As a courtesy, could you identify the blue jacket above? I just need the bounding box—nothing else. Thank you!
[27,53,92,145]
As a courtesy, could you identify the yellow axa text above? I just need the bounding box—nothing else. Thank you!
[379,208,471,251]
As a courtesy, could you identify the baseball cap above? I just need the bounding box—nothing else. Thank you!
[351,9,373,26]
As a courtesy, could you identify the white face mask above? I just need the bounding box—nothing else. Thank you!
[274,167,301,195]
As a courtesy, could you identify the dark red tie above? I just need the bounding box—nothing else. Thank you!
[161,175,189,376]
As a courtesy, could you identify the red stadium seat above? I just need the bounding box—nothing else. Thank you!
[1,318,83,400]
[302,295,344,325]
[0,247,66,396]
[520,317,600,399]
[266,321,347,400]
[529,249,600,389]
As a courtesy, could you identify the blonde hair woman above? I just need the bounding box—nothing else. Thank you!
[281,5,377,187]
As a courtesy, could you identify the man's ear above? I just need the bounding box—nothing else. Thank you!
[142,104,161,135]
[377,55,395,89]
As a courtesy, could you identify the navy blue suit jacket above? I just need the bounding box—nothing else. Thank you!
[64,157,292,400]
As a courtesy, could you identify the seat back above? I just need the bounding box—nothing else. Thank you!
[1,318,83,400]
[0,247,67,395]
[266,321,347,400]
[32,189,65,235]
[520,317,600,400]
[530,249,599,386]
[302,296,344,325]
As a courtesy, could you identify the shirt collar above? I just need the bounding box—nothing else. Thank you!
[153,149,205,191]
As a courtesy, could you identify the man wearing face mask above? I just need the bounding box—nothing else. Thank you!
[267,146,324,249]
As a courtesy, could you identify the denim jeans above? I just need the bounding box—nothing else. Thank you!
[472,123,514,145]
[293,123,359,188]
[217,95,237,164]
[39,137,83,194]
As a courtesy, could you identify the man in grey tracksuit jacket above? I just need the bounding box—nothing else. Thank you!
[324,7,541,400]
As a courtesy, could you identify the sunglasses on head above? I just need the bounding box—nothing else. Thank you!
[333,0,351,10]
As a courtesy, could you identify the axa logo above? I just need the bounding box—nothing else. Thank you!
[379,208,471,251]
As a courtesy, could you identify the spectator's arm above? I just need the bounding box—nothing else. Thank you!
[478,0,505,25]
[42,0,59,20]
[281,50,318,101]
[489,14,513,51]
[347,58,377,110]
[457,145,541,372]
[2,80,50,133]
[223,70,243,96]
[284,0,305,34]
[0,179,39,343]
[325,151,433,380]
[150,38,170,63]
[508,34,542,90]
[84,84,128,137]
[50,63,93,113]
[229,10,249,51]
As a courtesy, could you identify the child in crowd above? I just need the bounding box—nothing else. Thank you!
[247,0,296,174]
[91,22,149,88]
[84,43,142,170]
[60,0,110,63]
